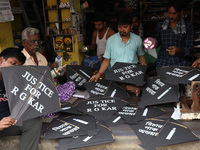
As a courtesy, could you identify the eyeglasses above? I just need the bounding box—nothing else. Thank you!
[27,40,42,45]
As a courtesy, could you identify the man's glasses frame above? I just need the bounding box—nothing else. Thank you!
[27,40,42,45]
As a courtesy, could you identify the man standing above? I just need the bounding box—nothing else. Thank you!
[0,48,42,150]
[131,13,144,39]
[114,0,149,18]
[156,0,194,67]
[83,13,115,70]
[90,13,146,96]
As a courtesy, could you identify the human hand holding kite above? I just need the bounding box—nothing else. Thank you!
[2,66,61,126]
[0,117,16,131]
[49,62,59,70]
[89,58,111,82]
[89,73,101,82]
[192,58,200,68]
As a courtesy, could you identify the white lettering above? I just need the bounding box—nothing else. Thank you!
[21,71,37,85]
[19,92,27,101]
[10,86,19,95]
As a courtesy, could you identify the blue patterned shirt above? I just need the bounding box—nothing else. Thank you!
[156,21,194,67]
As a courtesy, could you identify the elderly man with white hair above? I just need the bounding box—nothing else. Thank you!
[22,27,48,66]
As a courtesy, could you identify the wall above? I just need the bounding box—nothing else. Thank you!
[46,0,84,65]
[0,22,14,52]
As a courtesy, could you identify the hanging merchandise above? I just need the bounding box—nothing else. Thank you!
[0,0,14,22]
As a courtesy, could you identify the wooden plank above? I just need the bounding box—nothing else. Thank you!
[181,112,200,120]
[180,98,190,113]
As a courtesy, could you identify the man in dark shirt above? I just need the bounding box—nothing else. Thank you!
[0,47,42,150]
[131,13,144,39]
[114,0,149,18]
[155,0,194,67]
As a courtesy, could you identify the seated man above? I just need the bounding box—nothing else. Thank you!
[21,27,58,69]
[0,47,42,150]
[83,12,115,70]
[90,13,147,96]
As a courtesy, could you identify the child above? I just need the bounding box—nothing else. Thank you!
[0,47,42,150]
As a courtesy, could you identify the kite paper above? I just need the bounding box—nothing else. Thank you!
[73,96,129,120]
[104,114,127,127]
[84,80,130,100]
[158,66,200,85]
[1,66,61,125]
[130,118,199,149]
[66,65,93,88]
[116,104,166,124]
[138,76,179,108]
[105,104,165,126]
[73,89,90,99]
[61,102,84,115]
[43,114,98,139]
[105,62,147,86]
[56,121,115,150]
[132,106,166,123]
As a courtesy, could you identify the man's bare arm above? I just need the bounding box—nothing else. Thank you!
[89,58,110,82]
[88,31,97,50]
[138,55,147,65]
[140,0,149,17]
[0,117,16,131]
[106,29,115,40]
